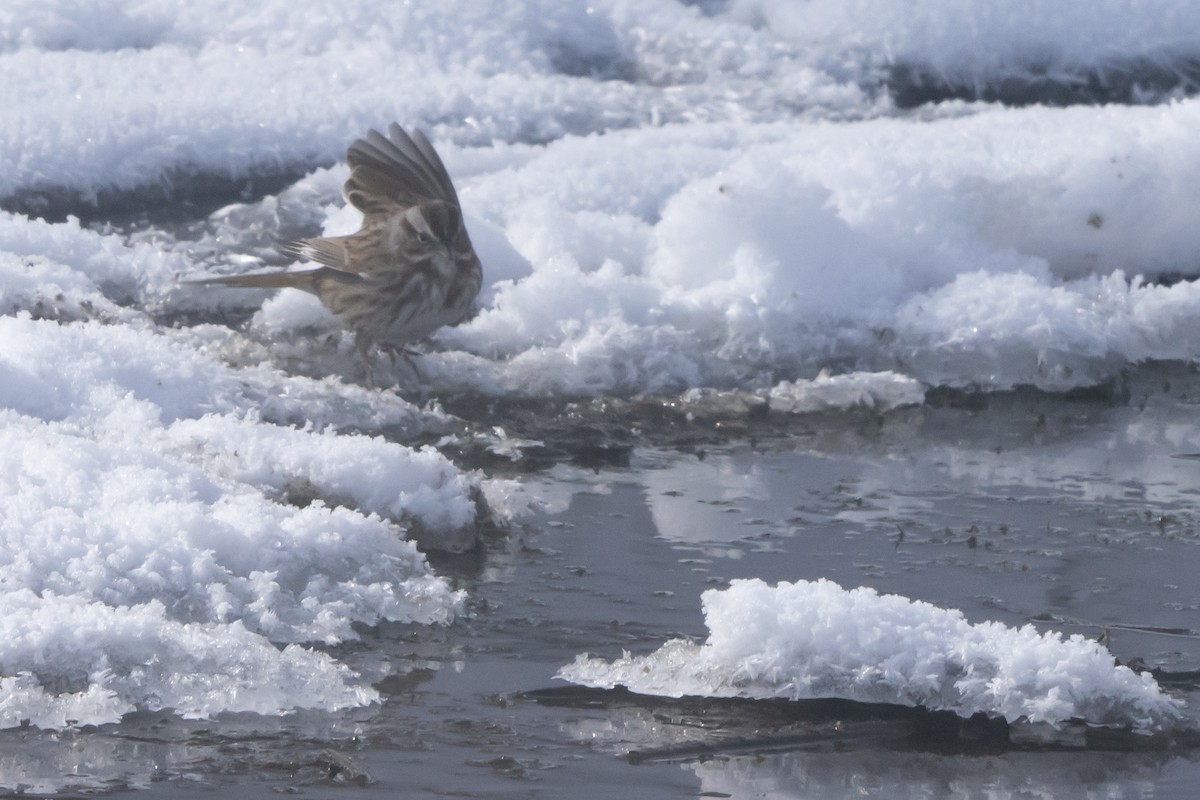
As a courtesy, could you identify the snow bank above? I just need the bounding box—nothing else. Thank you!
[0,322,469,726]
[44,94,1200,398]
[0,592,375,730]
[422,102,1200,394]
[558,579,1182,731]
[0,225,474,728]
[767,371,925,414]
[677,370,925,417]
[7,1,1200,396]
[7,0,1200,206]
[0,0,869,205]
[734,0,1200,93]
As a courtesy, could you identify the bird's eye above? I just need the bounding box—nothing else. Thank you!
[416,231,434,244]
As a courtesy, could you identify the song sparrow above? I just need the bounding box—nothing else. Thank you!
[193,123,482,384]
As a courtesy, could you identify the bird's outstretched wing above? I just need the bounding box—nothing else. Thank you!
[343,123,460,217]
[288,124,462,273]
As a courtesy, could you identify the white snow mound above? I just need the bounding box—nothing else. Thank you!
[558,578,1182,731]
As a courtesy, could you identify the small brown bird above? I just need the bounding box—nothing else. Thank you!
[193,123,482,384]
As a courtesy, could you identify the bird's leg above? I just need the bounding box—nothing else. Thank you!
[380,342,422,381]
[357,341,376,389]
[380,342,401,368]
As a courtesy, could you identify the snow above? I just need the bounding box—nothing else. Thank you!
[0,303,471,727]
[4,2,1200,394]
[3,0,1200,731]
[558,579,1182,732]
[733,0,1200,91]
[152,101,1200,396]
[0,592,376,730]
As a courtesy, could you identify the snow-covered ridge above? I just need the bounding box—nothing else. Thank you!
[142,99,1200,397]
[0,592,378,730]
[7,2,1200,400]
[6,0,1200,207]
[735,0,1200,102]
[559,579,1182,732]
[0,239,478,728]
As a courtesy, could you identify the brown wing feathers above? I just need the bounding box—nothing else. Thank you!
[284,237,348,270]
[345,125,458,213]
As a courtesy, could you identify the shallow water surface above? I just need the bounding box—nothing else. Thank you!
[9,372,1200,798]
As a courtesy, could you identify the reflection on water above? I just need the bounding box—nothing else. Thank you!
[626,384,1200,673]
[0,730,170,795]
[0,708,382,796]
[642,386,1200,551]
[552,696,1176,800]
[690,748,1168,800]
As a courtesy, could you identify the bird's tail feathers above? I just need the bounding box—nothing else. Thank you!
[186,269,323,291]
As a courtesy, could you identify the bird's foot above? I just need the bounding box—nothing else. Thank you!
[380,343,422,377]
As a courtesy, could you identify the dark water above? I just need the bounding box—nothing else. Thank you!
[7,363,1200,798]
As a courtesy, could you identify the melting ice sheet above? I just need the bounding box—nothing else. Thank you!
[558,579,1183,732]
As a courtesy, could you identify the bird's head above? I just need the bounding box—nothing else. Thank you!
[401,201,474,267]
